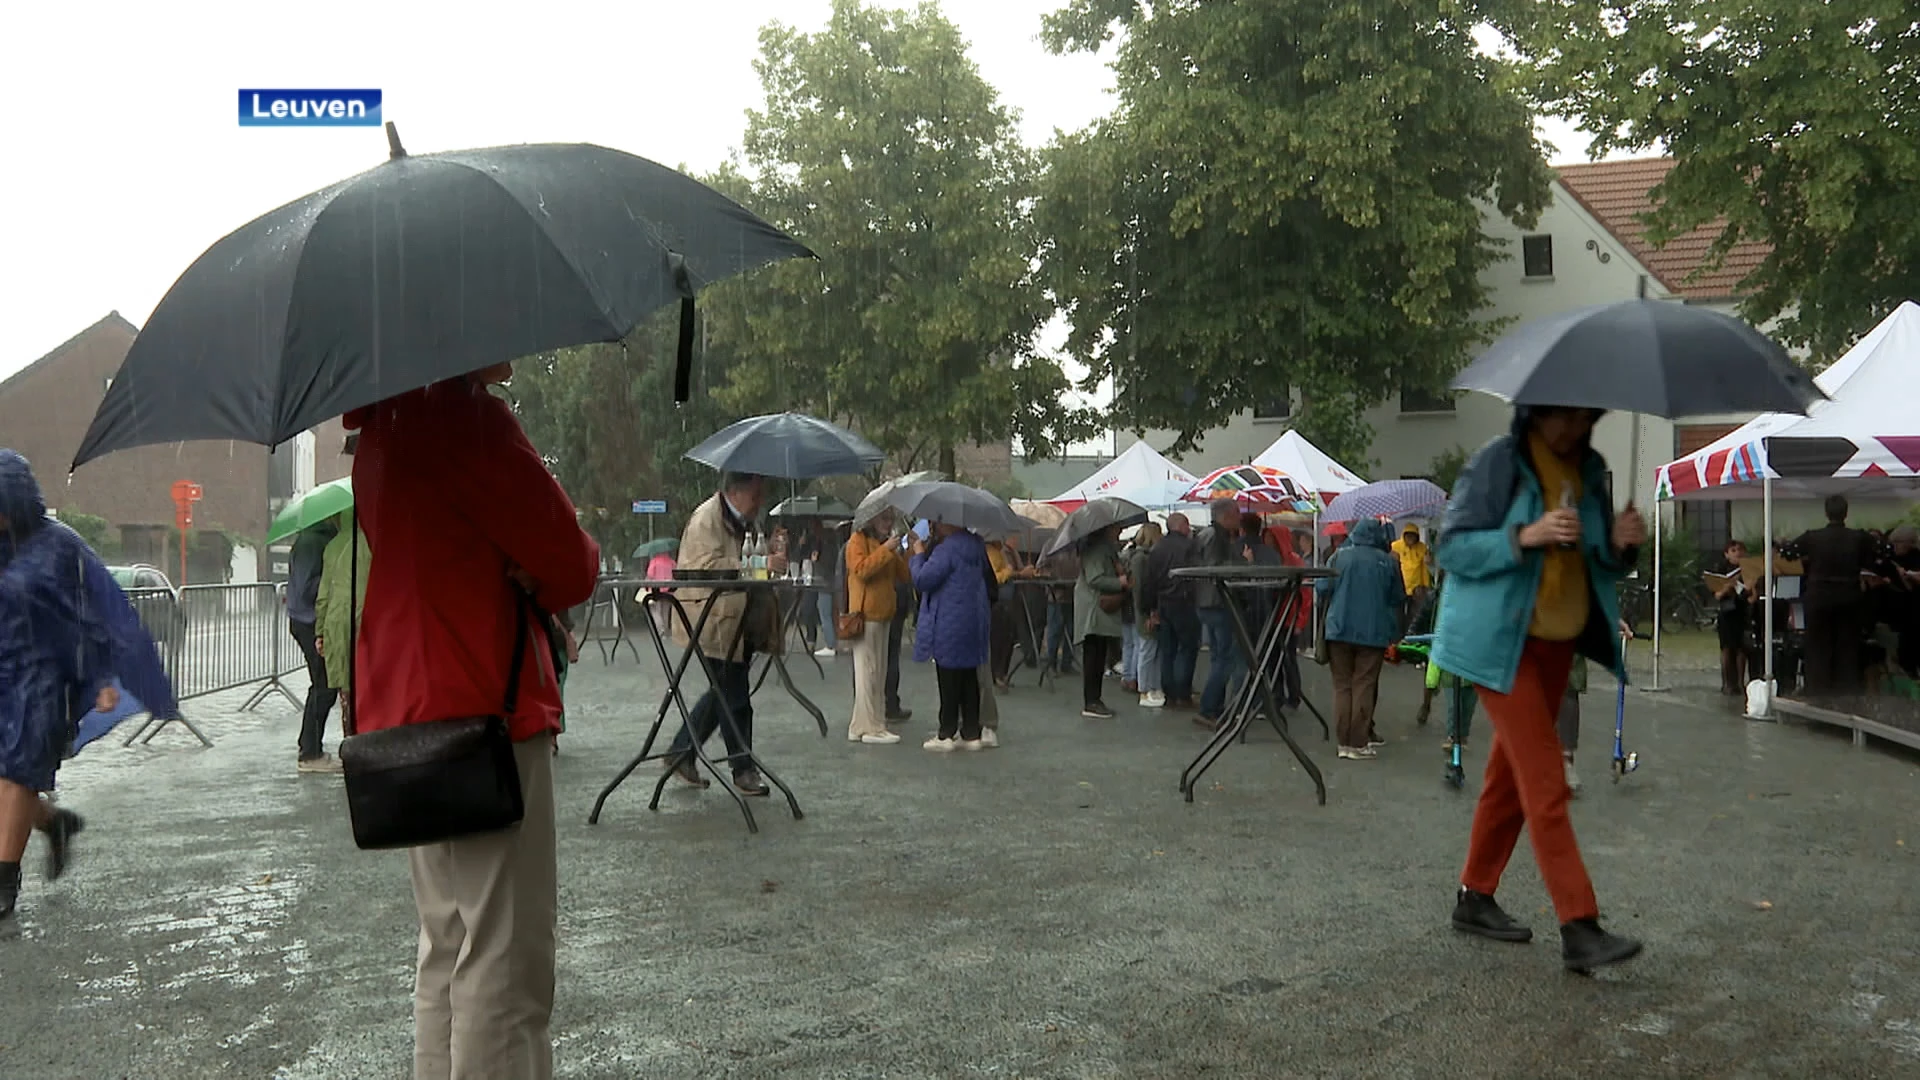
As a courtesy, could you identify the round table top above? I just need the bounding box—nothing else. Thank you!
[1172,564,1334,581]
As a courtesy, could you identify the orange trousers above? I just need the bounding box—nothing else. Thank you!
[1461,637,1599,924]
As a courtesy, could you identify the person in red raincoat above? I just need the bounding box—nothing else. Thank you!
[347,362,599,1080]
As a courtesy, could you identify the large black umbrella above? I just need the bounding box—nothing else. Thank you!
[884,481,1027,537]
[73,124,814,468]
[684,412,885,480]
[1041,497,1149,559]
[1451,297,1824,418]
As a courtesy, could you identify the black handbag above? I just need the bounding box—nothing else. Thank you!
[337,532,532,850]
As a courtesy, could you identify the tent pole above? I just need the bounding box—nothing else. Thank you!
[1652,512,1663,690]
[1761,474,1774,718]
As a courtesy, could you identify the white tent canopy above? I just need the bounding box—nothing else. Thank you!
[1049,439,1201,510]
[1252,429,1369,502]
[1657,300,1920,501]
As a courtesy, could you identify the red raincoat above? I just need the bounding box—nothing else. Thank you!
[346,380,600,742]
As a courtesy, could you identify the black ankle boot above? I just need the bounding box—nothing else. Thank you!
[1561,917,1642,972]
[0,861,20,919]
[1451,887,1533,942]
[40,809,84,883]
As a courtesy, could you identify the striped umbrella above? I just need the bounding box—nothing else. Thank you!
[1321,479,1448,524]
[1180,464,1315,511]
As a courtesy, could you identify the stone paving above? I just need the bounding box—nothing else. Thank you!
[2,646,1918,1079]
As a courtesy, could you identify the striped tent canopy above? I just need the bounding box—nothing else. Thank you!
[1657,301,1920,500]
[1180,464,1317,512]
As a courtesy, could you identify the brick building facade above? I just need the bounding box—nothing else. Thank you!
[0,313,352,581]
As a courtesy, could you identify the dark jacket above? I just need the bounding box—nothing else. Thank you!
[1143,531,1196,615]
[286,523,333,625]
[1314,519,1405,649]
[1190,523,1241,608]
[911,530,991,669]
[1793,523,1874,606]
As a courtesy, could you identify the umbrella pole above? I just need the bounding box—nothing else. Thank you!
[1761,475,1774,717]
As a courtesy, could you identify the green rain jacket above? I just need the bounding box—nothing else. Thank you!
[313,511,371,691]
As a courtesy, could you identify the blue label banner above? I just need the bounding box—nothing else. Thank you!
[239,89,382,127]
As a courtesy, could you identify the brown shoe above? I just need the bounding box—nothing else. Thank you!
[663,756,710,789]
[733,770,771,797]
[1192,714,1220,732]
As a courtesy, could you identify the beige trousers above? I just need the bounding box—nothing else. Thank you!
[978,662,1000,731]
[409,736,557,1080]
[849,617,892,739]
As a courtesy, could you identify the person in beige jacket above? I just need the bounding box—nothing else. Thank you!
[664,472,783,795]
[845,509,911,744]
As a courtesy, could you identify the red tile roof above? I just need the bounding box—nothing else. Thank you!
[1554,157,1771,300]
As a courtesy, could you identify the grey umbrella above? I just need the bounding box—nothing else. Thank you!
[769,495,855,519]
[1451,297,1824,419]
[853,470,945,528]
[685,412,886,480]
[1041,497,1149,558]
[885,482,1027,537]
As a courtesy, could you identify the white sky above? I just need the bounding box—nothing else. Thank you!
[0,0,1603,380]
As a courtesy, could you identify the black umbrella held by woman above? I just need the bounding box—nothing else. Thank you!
[74,123,815,468]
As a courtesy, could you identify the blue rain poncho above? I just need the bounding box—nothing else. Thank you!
[0,450,179,790]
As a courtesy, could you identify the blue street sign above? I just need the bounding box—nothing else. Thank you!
[632,500,669,515]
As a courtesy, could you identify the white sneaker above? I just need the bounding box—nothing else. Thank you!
[1367,739,1387,750]
[1337,746,1378,761]
[860,732,901,745]
[923,736,958,752]
[958,738,986,752]
[1564,757,1582,793]
[814,647,836,658]
[1140,692,1165,708]
[979,729,999,748]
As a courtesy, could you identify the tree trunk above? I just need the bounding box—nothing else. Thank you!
[939,443,958,480]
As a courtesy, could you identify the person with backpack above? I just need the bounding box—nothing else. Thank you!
[1315,519,1406,760]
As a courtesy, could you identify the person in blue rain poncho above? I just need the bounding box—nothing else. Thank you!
[0,450,179,926]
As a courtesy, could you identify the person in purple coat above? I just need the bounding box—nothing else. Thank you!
[910,523,992,752]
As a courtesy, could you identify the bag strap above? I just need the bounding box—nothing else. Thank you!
[501,589,533,717]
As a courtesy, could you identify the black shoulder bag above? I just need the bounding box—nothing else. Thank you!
[336,521,529,850]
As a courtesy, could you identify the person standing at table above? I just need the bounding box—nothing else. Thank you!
[845,509,910,745]
[1193,498,1247,729]
[1316,519,1404,760]
[911,523,993,750]
[662,472,784,795]
[1793,495,1876,696]
[1431,405,1645,973]
[1143,512,1199,709]
[1075,524,1130,718]
[811,522,841,658]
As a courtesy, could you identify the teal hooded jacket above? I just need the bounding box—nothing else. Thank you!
[1315,518,1406,649]
[1429,414,1637,695]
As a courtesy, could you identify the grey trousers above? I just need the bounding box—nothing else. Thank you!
[1557,687,1580,753]
[978,662,1000,730]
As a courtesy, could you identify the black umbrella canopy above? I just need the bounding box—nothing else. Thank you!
[73,125,814,469]
[1041,496,1149,559]
[885,481,1027,537]
[684,412,885,480]
[1451,299,1825,419]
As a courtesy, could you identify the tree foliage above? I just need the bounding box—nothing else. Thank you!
[1503,1,1920,359]
[1038,0,1554,467]
[699,0,1094,479]
[508,308,738,564]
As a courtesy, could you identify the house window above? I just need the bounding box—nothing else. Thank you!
[1680,499,1733,554]
[1252,383,1292,421]
[1522,235,1554,279]
[1400,386,1456,414]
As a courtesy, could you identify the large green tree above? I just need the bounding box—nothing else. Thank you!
[1038,0,1553,466]
[1503,1,1920,359]
[699,0,1092,478]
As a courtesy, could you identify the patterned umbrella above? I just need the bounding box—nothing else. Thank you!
[1321,479,1448,524]
[1179,464,1315,511]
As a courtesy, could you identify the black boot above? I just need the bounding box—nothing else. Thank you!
[1451,887,1532,942]
[40,808,84,883]
[0,861,19,920]
[1561,918,1642,972]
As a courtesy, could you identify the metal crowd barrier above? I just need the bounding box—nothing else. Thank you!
[118,582,303,746]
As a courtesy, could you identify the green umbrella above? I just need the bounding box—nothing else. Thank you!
[632,537,680,559]
[267,478,353,544]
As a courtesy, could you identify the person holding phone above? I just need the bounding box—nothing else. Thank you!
[1430,406,1646,974]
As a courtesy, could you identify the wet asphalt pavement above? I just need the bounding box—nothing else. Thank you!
[2,648,1918,1079]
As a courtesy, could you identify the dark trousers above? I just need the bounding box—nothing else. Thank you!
[1159,606,1201,702]
[1043,600,1077,672]
[886,586,909,711]
[935,664,982,740]
[1198,607,1246,719]
[288,619,336,759]
[670,653,755,773]
[990,600,1016,683]
[1082,634,1119,707]
[1803,598,1864,696]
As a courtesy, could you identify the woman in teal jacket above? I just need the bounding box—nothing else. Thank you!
[1315,519,1405,759]
[1430,406,1646,974]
